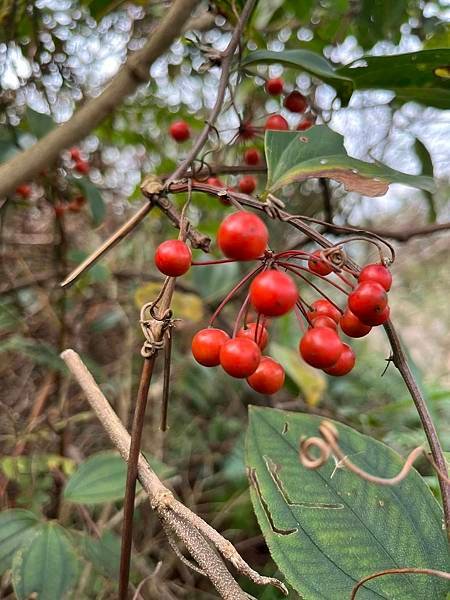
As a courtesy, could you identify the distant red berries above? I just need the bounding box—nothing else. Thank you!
[70,147,81,161]
[207,177,224,188]
[247,357,285,394]
[250,270,297,317]
[244,148,261,165]
[74,160,90,175]
[154,240,192,276]
[265,114,289,130]
[169,120,190,142]
[238,175,256,194]
[265,78,284,96]
[192,328,230,367]
[15,184,32,198]
[284,91,308,113]
[217,211,268,260]
[297,118,314,131]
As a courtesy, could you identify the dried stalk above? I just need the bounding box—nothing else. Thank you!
[61,349,287,598]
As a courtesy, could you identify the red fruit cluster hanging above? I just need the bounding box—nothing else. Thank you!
[153,210,394,394]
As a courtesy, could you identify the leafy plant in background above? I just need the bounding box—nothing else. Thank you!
[0,0,449,599]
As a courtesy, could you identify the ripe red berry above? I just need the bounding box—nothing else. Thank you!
[220,338,261,378]
[265,115,289,130]
[237,322,269,350]
[265,78,284,96]
[339,309,372,338]
[359,263,392,292]
[299,327,343,369]
[297,118,314,131]
[283,91,308,113]
[307,299,341,324]
[244,148,261,165]
[250,270,297,317]
[238,175,256,194]
[15,184,32,198]
[67,201,81,213]
[154,239,192,276]
[348,282,388,325]
[73,195,86,208]
[324,343,355,376]
[217,211,268,260]
[74,160,90,174]
[169,120,190,142]
[207,177,224,188]
[192,328,230,367]
[311,315,337,330]
[247,356,285,394]
[362,304,390,326]
[308,250,333,276]
[70,147,81,161]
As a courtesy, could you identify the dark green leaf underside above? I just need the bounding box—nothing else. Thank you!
[246,406,449,600]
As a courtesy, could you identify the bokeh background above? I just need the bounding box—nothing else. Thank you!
[1,1,449,598]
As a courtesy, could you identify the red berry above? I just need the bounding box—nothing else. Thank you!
[265,78,284,96]
[244,148,261,165]
[247,356,285,394]
[265,115,289,130]
[284,91,308,113]
[70,147,81,161]
[307,299,341,324]
[192,328,230,367]
[169,120,190,142]
[217,211,268,260]
[238,175,256,194]
[237,322,269,350]
[339,309,372,338]
[361,304,390,326]
[324,343,355,376]
[308,250,333,276]
[15,184,32,198]
[154,240,192,277]
[74,160,90,174]
[220,338,261,378]
[54,203,65,217]
[348,282,388,324]
[299,327,343,369]
[73,195,86,208]
[250,270,297,317]
[359,263,392,292]
[311,315,337,330]
[67,201,81,213]
[207,177,224,188]
[297,118,314,131]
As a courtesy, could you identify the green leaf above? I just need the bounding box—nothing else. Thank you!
[0,510,40,573]
[414,138,436,222]
[241,49,353,103]
[12,522,79,600]
[81,531,121,579]
[26,108,55,139]
[246,406,449,600]
[337,49,450,109]
[64,451,174,505]
[72,177,106,225]
[264,127,435,196]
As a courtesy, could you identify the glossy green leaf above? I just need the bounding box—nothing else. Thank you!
[241,49,353,103]
[64,451,174,504]
[73,177,106,225]
[12,522,79,600]
[414,138,436,221]
[0,510,40,573]
[265,127,435,196]
[246,406,449,599]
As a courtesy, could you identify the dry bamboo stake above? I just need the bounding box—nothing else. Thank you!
[61,349,287,599]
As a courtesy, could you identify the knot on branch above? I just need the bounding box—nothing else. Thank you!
[140,298,179,358]
[141,175,165,196]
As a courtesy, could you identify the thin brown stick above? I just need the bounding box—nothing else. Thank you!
[350,568,450,600]
[0,0,200,197]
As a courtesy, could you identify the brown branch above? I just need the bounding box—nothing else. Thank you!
[351,568,450,600]
[61,349,287,598]
[0,0,200,198]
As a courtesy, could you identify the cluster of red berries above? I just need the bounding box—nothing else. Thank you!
[153,210,393,394]
[69,147,90,175]
[264,77,314,131]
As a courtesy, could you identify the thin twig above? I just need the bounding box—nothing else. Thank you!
[350,568,450,600]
